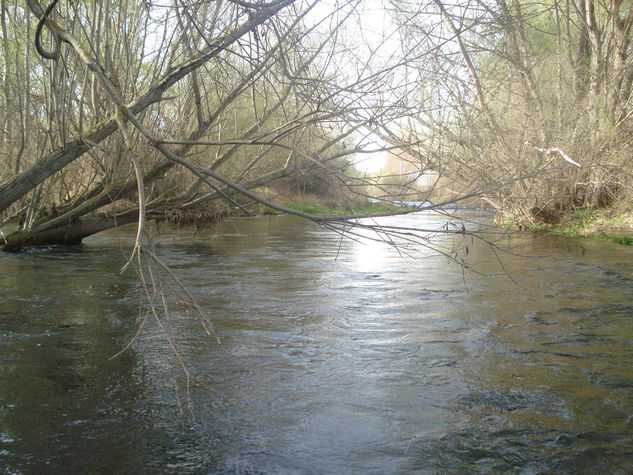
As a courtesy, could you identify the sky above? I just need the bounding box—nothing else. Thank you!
[308,0,398,174]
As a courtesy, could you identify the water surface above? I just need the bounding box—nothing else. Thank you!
[1,212,632,472]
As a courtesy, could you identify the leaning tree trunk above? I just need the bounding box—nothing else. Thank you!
[0,0,295,215]
[1,209,140,251]
[1,0,298,251]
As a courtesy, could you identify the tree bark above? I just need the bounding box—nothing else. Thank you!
[1,209,139,251]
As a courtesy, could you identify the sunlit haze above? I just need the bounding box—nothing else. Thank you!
[354,149,387,174]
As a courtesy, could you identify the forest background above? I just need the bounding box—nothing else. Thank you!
[1,0,633,253]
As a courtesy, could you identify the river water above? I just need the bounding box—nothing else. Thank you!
[1,212,632,473]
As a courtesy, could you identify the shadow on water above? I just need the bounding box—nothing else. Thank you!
[1,213,633,472]
[0,242,185,472]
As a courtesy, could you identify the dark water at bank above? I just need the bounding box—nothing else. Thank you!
[1,212,633,473]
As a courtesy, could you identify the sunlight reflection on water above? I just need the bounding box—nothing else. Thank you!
[1,212,633,472]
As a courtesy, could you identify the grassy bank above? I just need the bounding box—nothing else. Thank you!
[258,197,406,216]
[528,207,633,245]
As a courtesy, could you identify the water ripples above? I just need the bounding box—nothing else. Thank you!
[1,214,633,472]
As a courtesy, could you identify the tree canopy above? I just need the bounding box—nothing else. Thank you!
[1,0,632,251]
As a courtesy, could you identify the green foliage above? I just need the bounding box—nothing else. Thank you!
[285,199,330,214]
[530,206,594,237]
[595,233,633,245]
[572,205,595,226]
[524,208,633,245]
[608,235,633,245]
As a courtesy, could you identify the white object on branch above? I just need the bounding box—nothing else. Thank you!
[524,141,582,167]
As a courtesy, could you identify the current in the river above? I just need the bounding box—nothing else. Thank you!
[1,212,633,472]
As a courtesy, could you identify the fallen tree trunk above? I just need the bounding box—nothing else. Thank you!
[1,210,139,251]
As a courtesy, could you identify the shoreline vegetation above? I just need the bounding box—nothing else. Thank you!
[152,195,411,231]
[3,194,631,246]
[164,194,633,246]
[266,198,633,246]
[257,197,409,216]
[506,207,633,245]
[539,211,633,245]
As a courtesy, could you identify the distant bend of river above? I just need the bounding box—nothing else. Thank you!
[1,212,633,473]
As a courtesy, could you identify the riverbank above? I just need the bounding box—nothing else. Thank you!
[530,208,633,245]
[257,196,405,216]
[161,199,633,245]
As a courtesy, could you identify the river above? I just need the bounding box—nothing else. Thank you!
[1,212,632,473]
